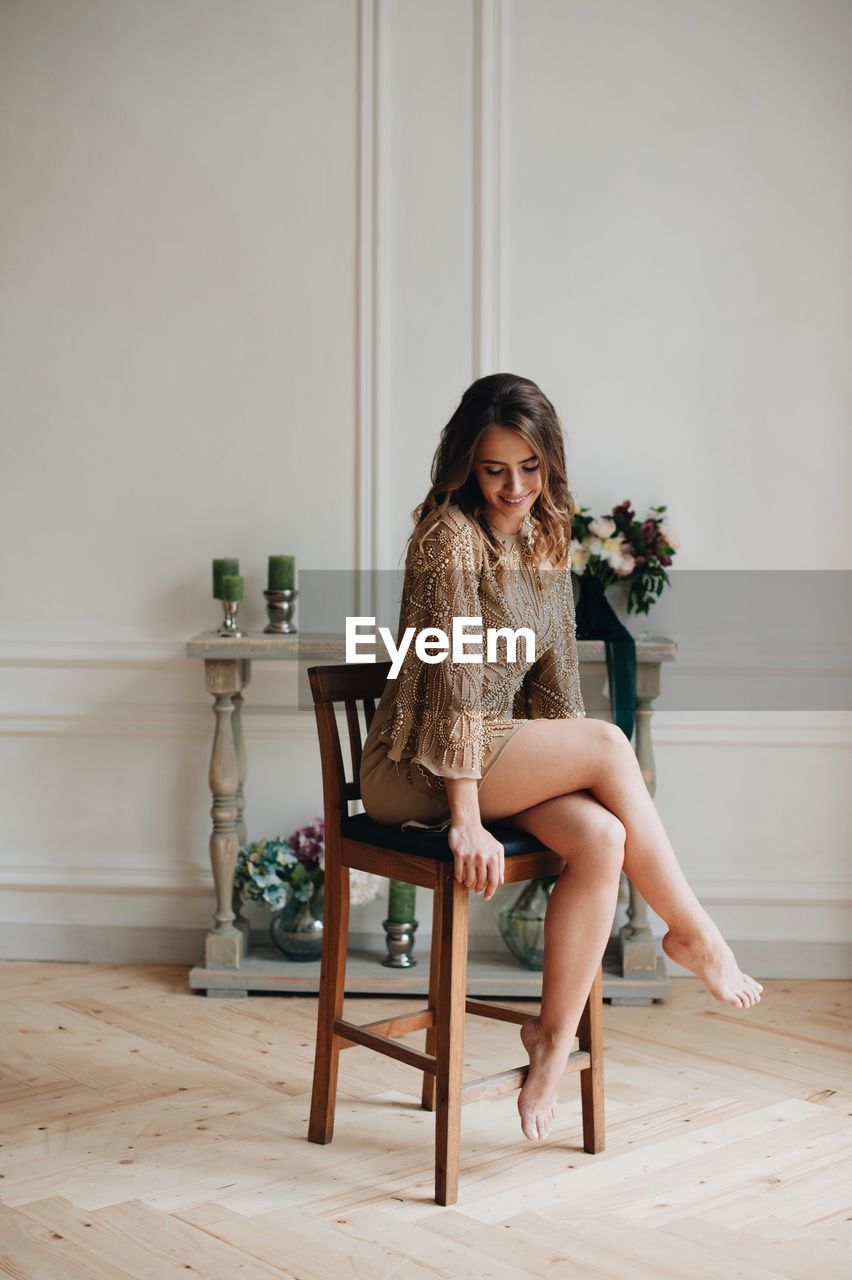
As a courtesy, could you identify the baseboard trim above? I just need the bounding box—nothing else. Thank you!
[0,925,849,978]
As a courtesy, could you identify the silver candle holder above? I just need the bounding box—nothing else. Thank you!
[381,918,419,967]
[216,599,244,638]
[263,587,298,634]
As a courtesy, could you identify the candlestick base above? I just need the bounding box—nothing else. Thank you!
[263,587,298,634]
[381,918,419,967]
[216,599,244,638]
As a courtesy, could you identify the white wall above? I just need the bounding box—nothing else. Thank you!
[2,0,850,973]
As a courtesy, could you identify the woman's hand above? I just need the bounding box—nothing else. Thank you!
[448,820,505,901]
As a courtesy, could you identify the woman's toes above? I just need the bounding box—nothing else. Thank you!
[520,1110,536,1140]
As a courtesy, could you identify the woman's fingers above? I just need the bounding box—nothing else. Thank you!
[483,860,501,900]
[453,841,505,896]
[463,860,479,890]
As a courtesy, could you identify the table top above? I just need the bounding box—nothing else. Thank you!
[186,630,678,662]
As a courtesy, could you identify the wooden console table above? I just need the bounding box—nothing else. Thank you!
[185,631,677,1002]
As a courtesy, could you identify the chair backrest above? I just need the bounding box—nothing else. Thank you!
[307,662,391,818]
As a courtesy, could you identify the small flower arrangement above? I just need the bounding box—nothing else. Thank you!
[571,501,680,614]
[234,818,381,912]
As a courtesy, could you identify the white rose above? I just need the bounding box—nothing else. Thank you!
[586,535,604,555]
[571,543,590,573]
[659,523,679,551]
[602,537,635,574]
[589,516,617,539]
[601,535,623,564]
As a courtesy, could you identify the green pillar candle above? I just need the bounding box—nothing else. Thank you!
[268,555,295,591]
[212,558,239,599]
[221,574,243,602]
[387,878,416,923]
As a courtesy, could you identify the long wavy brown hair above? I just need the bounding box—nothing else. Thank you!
[404,373,576,572]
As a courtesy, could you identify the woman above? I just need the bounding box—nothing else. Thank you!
[360,373,762,1144]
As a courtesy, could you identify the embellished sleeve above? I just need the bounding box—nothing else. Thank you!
[522,567,586,720]
[383,511,487,779]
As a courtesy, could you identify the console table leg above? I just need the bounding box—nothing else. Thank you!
[204,658,245,969]
[618,692,658,977]
[231,659,252,952]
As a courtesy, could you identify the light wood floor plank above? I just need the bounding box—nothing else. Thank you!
[0,964,849,1280]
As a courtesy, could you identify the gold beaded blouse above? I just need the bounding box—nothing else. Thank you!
[364,502,586,781]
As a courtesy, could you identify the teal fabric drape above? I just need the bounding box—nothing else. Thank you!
[574,574,636,744]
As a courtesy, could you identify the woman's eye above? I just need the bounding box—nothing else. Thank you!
[484,463,539,476]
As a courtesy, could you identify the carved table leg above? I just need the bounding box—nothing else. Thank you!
[204,658,247,969]
[618,690,659,977]
[230,659,252,953]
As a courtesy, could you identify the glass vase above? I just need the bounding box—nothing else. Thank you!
[495,876,558,969]
[270,881,324,960]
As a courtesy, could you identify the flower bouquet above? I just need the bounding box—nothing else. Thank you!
[569,501,679,745]
[570,501,679,614]
[235,818,381,959]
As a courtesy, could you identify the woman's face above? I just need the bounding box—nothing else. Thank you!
[472,425,543,532]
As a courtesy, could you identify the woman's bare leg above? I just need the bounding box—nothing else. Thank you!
[477,718,763,1010]
[497,792,626,1141]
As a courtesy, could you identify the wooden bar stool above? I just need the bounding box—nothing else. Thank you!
[306,661,605,1206]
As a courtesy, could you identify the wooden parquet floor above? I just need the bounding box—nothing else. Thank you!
[0,962,849,1279]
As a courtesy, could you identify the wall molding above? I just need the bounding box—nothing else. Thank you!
[473,0,504,373]
[0,864,214,895]
[1,860,848,906]
[0,705,319,740]
[650,717,852,748]
[356,0,393,598]
[2,704,849,747]
[685,879,852,907]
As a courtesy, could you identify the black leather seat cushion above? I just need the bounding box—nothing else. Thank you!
[340,812,548,862]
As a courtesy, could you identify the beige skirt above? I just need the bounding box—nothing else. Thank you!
[359,720,529,831]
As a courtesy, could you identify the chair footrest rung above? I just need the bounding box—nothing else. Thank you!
[334,1018,437,1074]
[464,999,536,1026]
[339,1007,434,1044]
[462,1050,592,1104]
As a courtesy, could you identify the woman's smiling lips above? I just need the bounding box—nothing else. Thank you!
[500,493,530,505]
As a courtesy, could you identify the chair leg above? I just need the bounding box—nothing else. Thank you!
[576,961,605,1153]
[307,851,350,1145]
[421,877,443,1112]
[434,863,468,1206]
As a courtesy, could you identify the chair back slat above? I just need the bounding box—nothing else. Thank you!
[345,699,363,780]
[307,664,392,819]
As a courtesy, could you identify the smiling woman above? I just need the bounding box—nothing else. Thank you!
[358,372,762,1146]
[474,435,544,529]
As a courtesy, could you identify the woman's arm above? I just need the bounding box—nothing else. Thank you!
[383,511,489,778]
[444,777,505,901]
[522,567,586,720]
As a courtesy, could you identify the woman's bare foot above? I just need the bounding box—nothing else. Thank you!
[662,925,763,1008]
[517,1016,573,1141]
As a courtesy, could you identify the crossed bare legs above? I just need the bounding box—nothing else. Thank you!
[475,717,763,1142]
